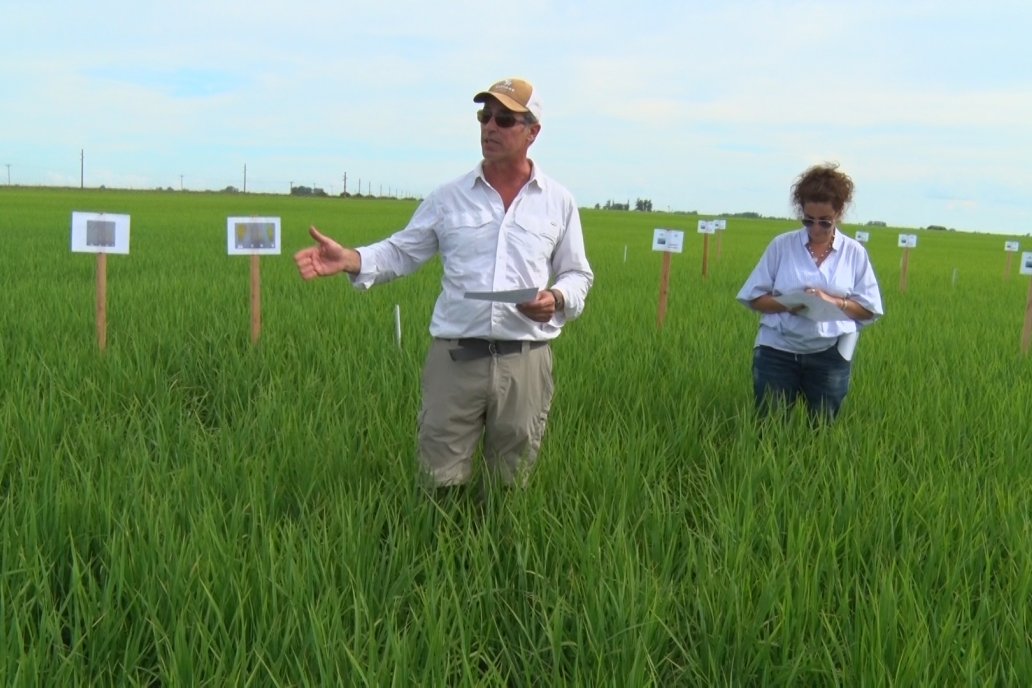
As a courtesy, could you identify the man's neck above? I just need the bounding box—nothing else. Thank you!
[482,158,532,188]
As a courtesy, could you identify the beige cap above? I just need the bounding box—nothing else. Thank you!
[473,78,542,121]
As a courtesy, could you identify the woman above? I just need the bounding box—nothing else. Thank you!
[736,163,884,421]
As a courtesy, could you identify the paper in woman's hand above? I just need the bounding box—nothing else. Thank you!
[773,291,849,321]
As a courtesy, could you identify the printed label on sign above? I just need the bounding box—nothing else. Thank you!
[652,228,684,253]
[71,212,131,254]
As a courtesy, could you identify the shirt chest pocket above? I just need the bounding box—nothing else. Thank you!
[510,210,563,259]
[438,211,497,262]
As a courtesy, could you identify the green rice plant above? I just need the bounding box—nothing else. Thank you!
[2,187,1031,685]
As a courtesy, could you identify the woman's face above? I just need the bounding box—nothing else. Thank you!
[801,201,838,244]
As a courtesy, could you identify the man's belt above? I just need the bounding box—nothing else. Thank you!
[447,338,548,362]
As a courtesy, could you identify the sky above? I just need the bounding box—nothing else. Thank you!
[3,0,1031,235]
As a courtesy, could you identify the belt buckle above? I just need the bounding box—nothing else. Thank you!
[487,340,498,356]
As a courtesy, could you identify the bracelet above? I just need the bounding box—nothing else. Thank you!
[549,288,565,312]
[840,298,848,311]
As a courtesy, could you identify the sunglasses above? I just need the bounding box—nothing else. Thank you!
[802,217,835,229]
[476,109,527,128]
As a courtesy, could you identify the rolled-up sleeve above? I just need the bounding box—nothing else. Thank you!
[550,200,594,321]
[736,241,780,307]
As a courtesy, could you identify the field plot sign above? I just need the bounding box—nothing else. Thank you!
[652,228,684,329]
[897,233,918,292]
[1021,252,1032,354]
[697,220,717,278]
[1004,241,1020,278]
[855,231,870,244]
[227,217,281,344]
[71,211,130,352]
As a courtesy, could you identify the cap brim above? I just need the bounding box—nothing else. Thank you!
[473,91,529,113]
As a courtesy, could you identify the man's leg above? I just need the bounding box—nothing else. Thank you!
[418,339,490,487]
[483,344,554,487]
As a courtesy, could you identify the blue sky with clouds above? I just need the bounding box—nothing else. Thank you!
[3,0,1030,234]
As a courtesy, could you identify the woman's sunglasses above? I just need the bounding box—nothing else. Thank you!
[802,217,835,229]
[476,109,527,129]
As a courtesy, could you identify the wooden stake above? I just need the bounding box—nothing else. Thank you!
[657,251,671,329]
[701,233,710,278]
[250,253,261,344]
[96,252,107,352]
[900,248,910,293]
[1022,276,1032,354]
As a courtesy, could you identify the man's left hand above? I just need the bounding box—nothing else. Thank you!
[516,290,559,323]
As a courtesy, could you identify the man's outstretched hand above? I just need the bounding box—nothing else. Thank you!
[294,226,361,279]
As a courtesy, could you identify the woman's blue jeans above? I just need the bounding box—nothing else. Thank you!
[752,344,852,421]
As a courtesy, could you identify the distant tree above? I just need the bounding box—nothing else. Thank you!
[290,185,327,197]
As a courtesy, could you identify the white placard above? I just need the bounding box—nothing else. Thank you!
[897,234,918,248]
[71,212,131,254]
[697,220,716,234]
[227,217,281,255]
[1021,252,1032,276]
[652,228,684,253]
[855,231,870,243]
[713,219,727,231]
[1005,241,1020,252]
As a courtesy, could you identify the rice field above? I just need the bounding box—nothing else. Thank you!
[2,186,1031,685]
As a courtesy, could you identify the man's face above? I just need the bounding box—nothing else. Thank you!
[478,98,539,162]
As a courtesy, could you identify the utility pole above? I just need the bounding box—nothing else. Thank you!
[289,181,294,194]
[343,172,347,195]
[4,164,9,185]
[243,164,247,193]
[180,174,184,191]
[80,149,84,189]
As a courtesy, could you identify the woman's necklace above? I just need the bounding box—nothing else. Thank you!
[807,236,834,266]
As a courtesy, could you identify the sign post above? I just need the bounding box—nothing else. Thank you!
[228,216,281,345]
[652,228,684,329]
[714,219,726,260]
[1005,241,1020,279]
[1021,251,1032,354]
[71,211,131,352]
[897,234,917,292]
[698,220,716,278]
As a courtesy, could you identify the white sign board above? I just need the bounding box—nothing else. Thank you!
[1005,241,1020,252]
[227,217,281,255]
[71,212,131,254]
[855,231,870,243]
[652,228,684,253]
[897,234,918,248]
[713,219,727,231]
[697,220,716,234]
[1021,252,1032,276]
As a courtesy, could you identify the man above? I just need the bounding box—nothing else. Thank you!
[294,77,593,491]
